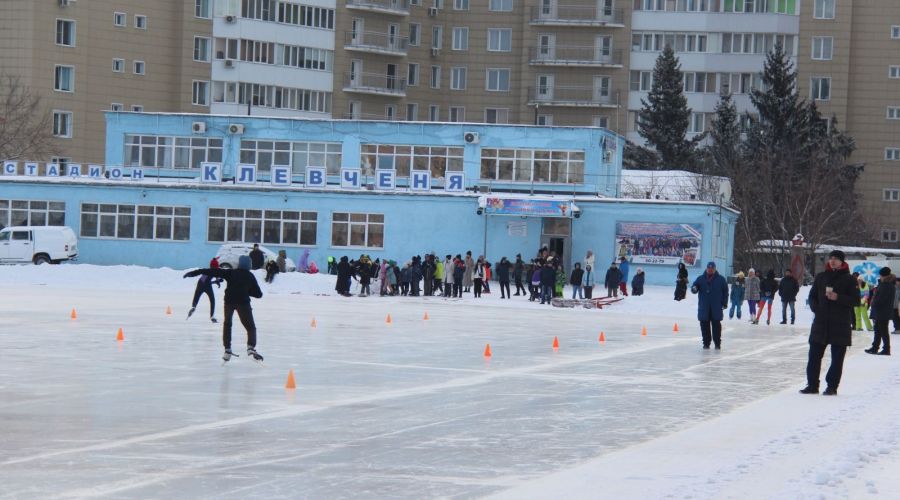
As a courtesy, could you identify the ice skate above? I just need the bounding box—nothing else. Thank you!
[222,349,238,364]
[247,347,264,363]
[186,307,195,319]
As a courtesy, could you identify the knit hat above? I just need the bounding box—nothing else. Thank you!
[737,271,745,279]
[238,255,251,270]
[706,261,716,268]
[210,257,219,269]
[879,266,892,277]
[828,250,846,262]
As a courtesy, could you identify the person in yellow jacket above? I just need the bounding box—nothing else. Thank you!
[855,278,873,331]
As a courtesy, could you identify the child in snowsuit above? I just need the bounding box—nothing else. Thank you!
[855,279,873,331]
[729,272,746,319]
[184,255,263,362]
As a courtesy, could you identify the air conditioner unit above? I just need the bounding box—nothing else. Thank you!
[463,131,479,144]
[428,6,439,16]
[431,48,440,57]
[224,59,235,68]
[191,122,207,134]
[228,124,245,134]
[225,15,236,23]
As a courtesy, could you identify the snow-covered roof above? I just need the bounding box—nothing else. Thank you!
[620,170,732,204]
[755,240,900,256]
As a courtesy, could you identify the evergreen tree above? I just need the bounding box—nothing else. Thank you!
[707,92,741,177]
[637,45,701,170]
[747,43,805,155]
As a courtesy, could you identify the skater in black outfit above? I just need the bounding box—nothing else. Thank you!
[184,255,264,362]
[675,263,689,301]
[188,257,222,323]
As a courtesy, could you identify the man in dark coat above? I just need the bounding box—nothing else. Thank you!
[801,250,860,395]
[540,261,556,305]
[691,261,729,349]
[865,267,894,356]
[778,269,801,324]
[496,257,512,299]
[513,254,526,296]
[249,243,265,270]
[336,256,351,296]
[604,262,622,298]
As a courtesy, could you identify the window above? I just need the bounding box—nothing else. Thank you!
[111,103,123,111]
[114,12,126,27]
[814,0,834,19]
[489,0,513,11]
[409,23,420,46]
[484,108,508,124]
[689,113,705,134]
[883,189,900,201]
[238,39,276,64]
[486,69,510,91]
[280,44,333,71]
[883,230,899,243]
[887,148,900,161]
[275,3,335,29]
[195,0,211,18]
[536,115,552,126]
[194,37,211,62]
[890,66,900,79]
[0,200,66,230]
[406,103,418,121]
[429,105,440,121]
[212,81,332,113]
[56,19,75,46]
[80,203,190,241]
[639,0,666,10]
[192,81,209,106]
[630,70,652,91]
[593,116,609,128]
[133,61,145,75]
[112,58,125,72]
[893,26,900,39]
[430,65,441,89]
[208,208,316,246]
[360,144,463,178]
[131,105,143,112]
[452,27,468,50]
[240,140,342,175]
[449,107,465,122]
[488,28,512,51]
[52,111,72,138]
[811,77,831,101]
[432,25,443,49]
[888,107,900,120]
[134,15,147,29]
[451,67,466,90]
[812,37,833,60]
[331,213,383,248]
[54,65,74,92]
[480,148,585,183]
[125,135,224,169]
[454,0,469,9]
[407,64,419,86]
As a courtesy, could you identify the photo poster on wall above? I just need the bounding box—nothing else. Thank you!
[614,222,703,266]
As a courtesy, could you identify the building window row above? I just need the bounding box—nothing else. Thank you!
[360,144,464,179]
[214,38,333,72]
[0,200,65,230]
[55,19,75,46]
[112,12,147,28]
[196,0,212,18]
[332,213,383,249]
[636,0,795,14]
[80,203,190,241]
[479,148,585,184]
[890,66,900,79]
[208,208,317,246]
[211,81,332,114]
[239,140,342,174]
[632,31,795,56]
[237,0,335,30]
[124,135,224,169]
[813,0,835,19]
[811,36,833,60]
[630,71,763,95]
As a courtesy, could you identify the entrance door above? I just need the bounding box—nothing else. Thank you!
[599,0,613,17]
[388,24,399,50]
[595,36,612,62]
[386,63,397,90]
[593,75,610,102]
[541,217,571,271]
[350,59,362,87]
[540,0,557,18]
[537,75,554,100]
[538,34,555,60]
[351,18,364,45]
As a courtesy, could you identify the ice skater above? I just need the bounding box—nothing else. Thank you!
[183,255,264,363]
[187,257,222,323]
[691,261,728,349]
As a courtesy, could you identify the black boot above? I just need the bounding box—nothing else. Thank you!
[878,350,891,356]
[799,386,819,394]
[822,387,837,395]
[865,347,879,354]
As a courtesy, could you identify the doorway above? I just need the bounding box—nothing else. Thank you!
[541,217,571,271]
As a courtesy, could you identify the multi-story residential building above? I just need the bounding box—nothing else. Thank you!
[331,0,631,128]
[796,0,900,245]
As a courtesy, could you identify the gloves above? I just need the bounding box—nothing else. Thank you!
[691,286,698,294]
[183,269,201,278]
[723,304,728,309]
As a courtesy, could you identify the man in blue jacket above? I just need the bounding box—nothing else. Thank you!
[691,261,729,349]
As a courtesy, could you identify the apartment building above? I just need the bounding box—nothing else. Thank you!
[0,0,212,166]
[795,0,900,245]
[331,0,631,128]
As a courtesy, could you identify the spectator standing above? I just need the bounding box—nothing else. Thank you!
[570,263,585,299]
[778,269,800,324]
[745,268,761,319]
[604,262,622,298]
[583,264,595,299]
[865,267,894,356]
[249,243,265,270]
[631,268,645,296]
[618,256,630,297]
[690,262,729,349]
[728,271,746,320]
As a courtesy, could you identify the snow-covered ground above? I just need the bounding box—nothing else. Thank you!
[1,265,897,499]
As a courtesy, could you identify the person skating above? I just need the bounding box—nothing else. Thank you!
[187,257,222,323]
[674,263,688,301]
[570,263,585,299]
[249,243,264,270]
[800,250,859,396]
[728,271,746,319]
[865,267,894,356]
[582,264,595,299]
[753,269,778,325]
[183,255,264,362]
[854,278,873,332]
[513,254,526,296]
[631,268,645,296]
[778,269,800,324]
[605,262,621,298]
[691,261,728,350]
[745,268,761,319]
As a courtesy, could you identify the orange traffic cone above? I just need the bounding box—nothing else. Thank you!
[70,308,77,320]
[641,326,647,336]
[285,369,297,390]
[552,336,560,350]
[484,343,492,358]
[116,328,124,341]
[673,322,679,333]
[386,313,392,324]
[423,312,429,321]
[166,305,172,315]
[599,332,606,343]
[311,317,317,328]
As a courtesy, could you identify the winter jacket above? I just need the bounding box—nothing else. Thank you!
[631,272,645,295]
[777,275,800,302]
[497,260,511,283]
[618,260,630,284]
[463,257,475,287]
[444,260,455,284]
[186,268,262,305]
[691,271,728,322]
[474,262,485,280]
[604,266,622,289]
[582,269,595,287]
[759,272,777,299]
[531,268,541,285]
[411,263,423,283]
[387,267,398,286]
[871,279,896,322]
[540,266,556,287]
[584,253,595,271]
[400,266,411,284]
[336,258,351,293]
[435,261,445,280]
[423,261,436,283]
[894,285,900,310]
[808,263,859,346]
[570,268,584,286]
[249,248,265,270]
[730,279,746,304]
[745,276,761,301]
[514,259,525,282]
[858,282,871,306]
[276,253,287,273]
[453,261,465,284]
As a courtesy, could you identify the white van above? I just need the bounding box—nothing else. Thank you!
[0,226,78,264]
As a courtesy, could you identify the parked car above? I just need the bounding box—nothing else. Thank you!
[215,243,296,271]
[0,226,78,264]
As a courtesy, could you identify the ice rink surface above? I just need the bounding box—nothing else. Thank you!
[1,266,897,499]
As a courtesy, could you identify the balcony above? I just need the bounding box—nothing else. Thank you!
[343,72,407,97]
[530,6,625,26]
[528,86,619,108]
[344,31,409,56]
[530,47,624,67]
[346,0,410,16]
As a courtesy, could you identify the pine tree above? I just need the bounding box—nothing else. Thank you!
[637,45,701,170]
[707,92,741,177]
[747,43,804,154]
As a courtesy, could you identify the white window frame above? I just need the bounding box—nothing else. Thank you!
[194,36,211,62]
[192,80,210,106]
[890,66,900,79]
[882,229,899,243]
[810,77,831,101]
[134,61,146,75]
[450,66,466,90]
[429,105,440,121]
[134,15,147,29]
[54,65,74,92]
[195,0,211,19]
[407,63,419,86]
[409,23,420,46]
[883,189,900,201]
[55,19,76,47]
[489,0,513,12]
[811,36,833,60]
[330,212,384,249]
[689,112,705,134]
[430,65,441,89]
[80,203,192,241]
[888,107,900,120]
[486,68,510,91]
[449,106,465,122]
[814,0,834,19]
[111,103,124,111]
[484,108,509,124]
[207,208,317,246]
[432,25,443,49]
[892,26,900,39]
[536,114,552,126]
[406,103,418,121]
[113,12,126,27]
[487,28,512,52]
[452,27,469,51]
[454,0,469,9]
[887,148,900,161]
[132,105,144,112]
[112,58,125,73]
[52,110,73,138]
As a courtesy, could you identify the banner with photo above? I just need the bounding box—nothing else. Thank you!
[615,222,703,266]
